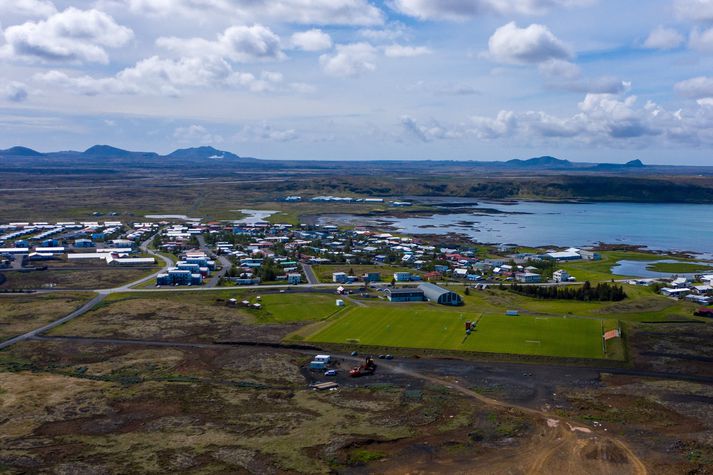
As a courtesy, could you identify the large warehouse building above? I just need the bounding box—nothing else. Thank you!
[418,283,463,306]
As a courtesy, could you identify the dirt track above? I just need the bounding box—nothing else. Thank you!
[387,362,648,474]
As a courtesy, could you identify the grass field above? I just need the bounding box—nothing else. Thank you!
[646,262,713,273]
[558,250,699,283]
[0,292,94,341]
[0,267,158,290]
[250,293,345,323]
[313,265,421,283]
[304,304,621,360]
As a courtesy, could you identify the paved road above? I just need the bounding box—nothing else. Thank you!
[302,263,319,285]
[109,230,174,292]
[196,235,231,287]
[0,293,107,350]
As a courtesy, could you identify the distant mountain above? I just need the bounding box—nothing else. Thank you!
[505,156,573,168]
[166,146,243,160]
[0,146,44,156]
[592,159,646,171]
[84,145,159,159]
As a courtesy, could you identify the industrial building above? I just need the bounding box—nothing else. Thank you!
[418,283,463,306]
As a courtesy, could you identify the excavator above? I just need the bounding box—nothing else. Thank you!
[349,356,377,377]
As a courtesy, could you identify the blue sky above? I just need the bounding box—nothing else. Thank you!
[1,0,713,164]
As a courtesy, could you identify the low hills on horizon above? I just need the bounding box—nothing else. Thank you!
[0,144,651,172]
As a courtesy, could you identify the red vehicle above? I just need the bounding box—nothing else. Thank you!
[349,356,377,377]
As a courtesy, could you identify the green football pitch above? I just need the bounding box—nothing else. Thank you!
[305,306,620,360]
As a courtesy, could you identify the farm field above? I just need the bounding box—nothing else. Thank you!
[304,304,622,360]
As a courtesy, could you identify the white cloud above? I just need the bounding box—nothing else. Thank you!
[289,29,333,51]
[675,76,713,99]
[538,58,581,80]
[360,23,408,41]
[234,123,299,142]
[643,26,684,50]
[399,93,710,147]
[390,0,593,21]
[488,22,573,64]
[384,44,431,57]
[2,81,29,102]
[539,59,630,94]
[1,7,133,64]
[112,0,384,25]
[157,25,284,63]
[0,0,57,17]
[320,42,378,77]
[173,124,223,144]
[674,0,713,21]
[35,56,286,96]
[689,27,713,52]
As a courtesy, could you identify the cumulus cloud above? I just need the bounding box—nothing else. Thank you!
[2,81,29,102]
[157,25,284,63]
[487,22,573,64]
[234,123,299,142]
[675,76,713,99]
[173,124,223,144]
[320,42,378,77]
[689,27,713,52]
[35,57,287,96]
[111,0,383,25]
[539,59,630,94]
[398,93,713,147]
[384,44,431,57]
[1,7,133,64]
[289,29,332,51]
[643,26,684,50]
[0,0,57,17]
[674,0,713,21]
[390,0,593,21]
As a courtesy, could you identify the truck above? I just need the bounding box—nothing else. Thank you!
[349,356,376,377]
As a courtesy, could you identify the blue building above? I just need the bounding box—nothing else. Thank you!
[41,239,59,247]
[156,268,202,286]
[363,272,381,283]
[287,273,302,285]
[74,239,95,248]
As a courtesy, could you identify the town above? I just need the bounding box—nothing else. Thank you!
[2,215,712,317]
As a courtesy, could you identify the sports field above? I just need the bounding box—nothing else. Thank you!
[305,306,621,360]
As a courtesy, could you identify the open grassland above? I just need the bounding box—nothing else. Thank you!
[0,267,157,290]
[463,284,698,323]
[646,262,713,273]
[0,292,94,341]
[313,264,420,283]
[558,250,697,282]
[304,304,620,360]
[0,340,542,474]
[50,291,344,343]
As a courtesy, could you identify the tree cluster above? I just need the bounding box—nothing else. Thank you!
[506,281,627,302]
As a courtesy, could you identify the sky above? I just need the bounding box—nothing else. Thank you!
[1,0,713,164]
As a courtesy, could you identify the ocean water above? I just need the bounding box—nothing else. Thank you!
[322,201,713,254]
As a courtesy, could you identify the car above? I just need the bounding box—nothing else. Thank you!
[350,351,358,356]
[385,354,393,360]
[378,354,385,359]
[324,369,337,376]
